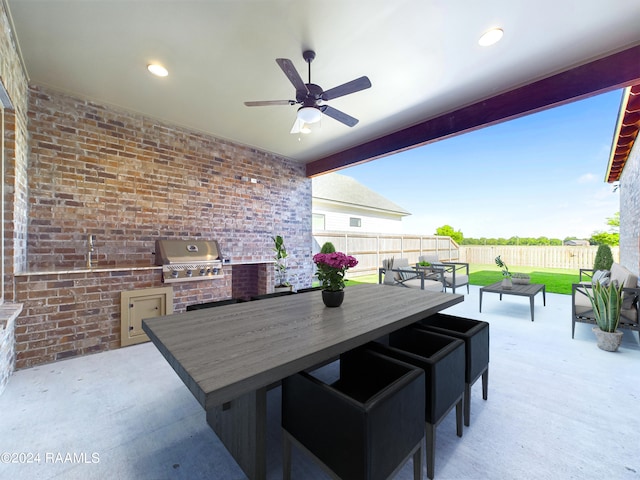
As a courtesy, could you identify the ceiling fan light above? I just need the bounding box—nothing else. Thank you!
[297,106,322,124]
[478,28,504,46]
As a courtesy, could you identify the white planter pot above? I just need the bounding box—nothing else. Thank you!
[592,327,623,352]
[383,270,395,285]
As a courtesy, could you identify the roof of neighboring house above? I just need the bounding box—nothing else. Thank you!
[312,173,410,216]
[606,83,640,183]
[564,239,590,246]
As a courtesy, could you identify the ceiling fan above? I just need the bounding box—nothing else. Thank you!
[244,50,371,134]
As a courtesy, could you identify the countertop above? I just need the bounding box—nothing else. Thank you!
[14,260,275,276]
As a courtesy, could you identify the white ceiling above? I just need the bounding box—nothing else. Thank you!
[6,0,640,164]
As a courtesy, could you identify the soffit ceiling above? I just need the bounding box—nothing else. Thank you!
[6,0,640,166]
[606,83,640,183]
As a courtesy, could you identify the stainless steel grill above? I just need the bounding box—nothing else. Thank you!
[155,239,224,283]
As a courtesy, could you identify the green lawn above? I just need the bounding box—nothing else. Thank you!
[347,264,580,295]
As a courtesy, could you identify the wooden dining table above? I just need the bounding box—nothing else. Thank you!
[142,283,463,480]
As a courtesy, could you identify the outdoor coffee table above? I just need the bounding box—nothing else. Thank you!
[479,282,546,322]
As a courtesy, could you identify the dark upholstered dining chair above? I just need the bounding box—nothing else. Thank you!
[369,328,465,480]
[282,348,425,480]
[416,313,489,427]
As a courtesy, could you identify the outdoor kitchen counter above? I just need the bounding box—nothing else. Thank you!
[143,283,463,479]
[14,265,163,276]
[14,260,273,276]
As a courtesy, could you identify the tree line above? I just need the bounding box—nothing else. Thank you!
[435,212,620,246]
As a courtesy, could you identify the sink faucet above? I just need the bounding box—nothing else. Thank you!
[87,234,96,268]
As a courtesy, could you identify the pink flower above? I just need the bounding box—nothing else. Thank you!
[313,252,358,291]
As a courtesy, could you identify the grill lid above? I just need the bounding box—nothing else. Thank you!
[155,239,221,265]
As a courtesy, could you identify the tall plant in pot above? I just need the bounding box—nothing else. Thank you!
[272,235,291,291]
[495,255,512,289]
[585,280,624,351]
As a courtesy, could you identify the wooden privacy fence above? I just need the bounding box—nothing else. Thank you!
[460,245,620,270]
[313,232,460,277]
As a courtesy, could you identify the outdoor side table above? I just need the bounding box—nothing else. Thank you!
[479,282,546,322]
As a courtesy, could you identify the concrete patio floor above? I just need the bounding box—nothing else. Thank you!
[1,285,639,480]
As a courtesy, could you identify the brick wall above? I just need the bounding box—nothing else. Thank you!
[0,304,22,394]
[619,138,639,278]
[14,270,162,368]
[0,311,16,394]
[10,85,313,369]
[1,2,30,300]
[26,85,312,272]
[232,264,261,300]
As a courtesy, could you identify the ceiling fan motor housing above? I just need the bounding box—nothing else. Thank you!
[297,83,323,105]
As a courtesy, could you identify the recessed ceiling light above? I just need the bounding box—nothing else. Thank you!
[478,28,504,47]
[147,64,168,77]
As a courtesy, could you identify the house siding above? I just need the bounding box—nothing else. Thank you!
[313,207,404,234]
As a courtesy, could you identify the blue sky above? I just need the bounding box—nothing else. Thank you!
[341,90,623,240]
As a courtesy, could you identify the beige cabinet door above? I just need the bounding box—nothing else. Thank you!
[121,287,173,346]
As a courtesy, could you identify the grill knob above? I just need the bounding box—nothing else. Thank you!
[199,268,206,276]
[171,270,179,278]
[186,269,193,277]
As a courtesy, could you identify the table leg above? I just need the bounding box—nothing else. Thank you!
[206,388,267,480]
[543,286,546,306]
[479,290,483,312]
[530,295,535,322]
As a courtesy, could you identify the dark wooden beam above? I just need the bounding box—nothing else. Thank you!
[306,44,640,177]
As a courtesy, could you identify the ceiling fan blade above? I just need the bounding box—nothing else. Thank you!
[276,58,309,96]
[244,100,295,107]
[321,105,359,127]
[321,76,371,101]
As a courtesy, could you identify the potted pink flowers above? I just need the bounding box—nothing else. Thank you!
[313,251,358,307]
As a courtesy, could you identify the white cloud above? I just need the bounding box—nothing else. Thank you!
[577,173,598,184]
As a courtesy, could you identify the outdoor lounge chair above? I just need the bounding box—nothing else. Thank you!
[571,262,640,338]
[418,255,470,294]
[379,258,444,292]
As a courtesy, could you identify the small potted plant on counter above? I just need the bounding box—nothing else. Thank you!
[272,235,292,292]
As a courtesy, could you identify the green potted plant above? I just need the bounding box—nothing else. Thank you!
[584,280,624,351]
[495,255,512,289]
[272,235,292,292]
[511,272,530,285]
